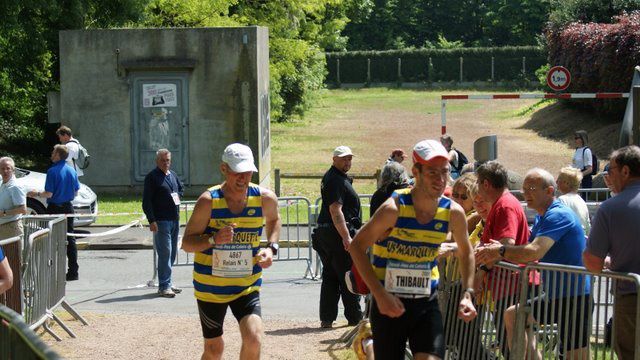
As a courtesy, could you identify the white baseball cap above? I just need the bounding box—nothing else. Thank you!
[412,140,449,164]
[333,146,354,157]
[222,143,258,172]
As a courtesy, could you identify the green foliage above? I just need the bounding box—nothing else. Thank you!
[535,63,551,88]
[549,0,640,29]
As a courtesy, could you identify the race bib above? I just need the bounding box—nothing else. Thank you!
[171,192,181,205]
[211,244,253,278]
[385,260,431,296]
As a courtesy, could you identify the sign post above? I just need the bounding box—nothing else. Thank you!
[547,66,571,91]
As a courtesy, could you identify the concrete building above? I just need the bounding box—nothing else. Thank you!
[53,27,270,196]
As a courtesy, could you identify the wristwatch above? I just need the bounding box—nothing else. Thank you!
[267,242,279,255]
[499,245,506,258]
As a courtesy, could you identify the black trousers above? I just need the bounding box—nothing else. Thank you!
[313,226,362,323]
[48,202,77,276]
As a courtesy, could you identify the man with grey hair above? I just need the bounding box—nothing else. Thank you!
[142,148,184,297]
[584,145,640,360]
[477,168,591,359]
[0,157,27,239]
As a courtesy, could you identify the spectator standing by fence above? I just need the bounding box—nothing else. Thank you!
[370,162,410,216]
[350,139,476,359]
[313,145,363,328]
[0,157,26,239]
[477,168,591,359]
[142,149,184,298]
[56,126,85,177]
[583,145,640,360]
[27,145,80,281]
[572,130,593,189]
[556,167,591,234]
[384,149,407,166]
[181,143,281,360]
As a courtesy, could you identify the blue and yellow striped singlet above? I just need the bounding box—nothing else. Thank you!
[193,183,264,303]
[372,188,451,294]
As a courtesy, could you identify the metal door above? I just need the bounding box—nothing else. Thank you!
[131,73,189,183]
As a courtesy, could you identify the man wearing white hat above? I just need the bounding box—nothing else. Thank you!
[181,143,281,360]
[350,139,477,359]
[313,145,363,329]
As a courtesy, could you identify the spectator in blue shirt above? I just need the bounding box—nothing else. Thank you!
[142,149,184,298]
[476,168,591,359]
[0,245,12,295]
[27,145,80,281]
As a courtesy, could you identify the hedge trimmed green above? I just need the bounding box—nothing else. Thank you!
[326,47,547,83]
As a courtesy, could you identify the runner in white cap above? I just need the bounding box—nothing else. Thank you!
[350,139,477,359]
[182,143,281,360]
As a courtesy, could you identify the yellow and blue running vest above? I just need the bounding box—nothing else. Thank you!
[372,188,451,294]
[193,183,264,303]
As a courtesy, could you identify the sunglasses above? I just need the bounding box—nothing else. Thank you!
[452,193,468,200]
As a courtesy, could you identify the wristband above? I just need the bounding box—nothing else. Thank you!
[464,288,475,296]
[499,245,506,258]
[478,264,490,272]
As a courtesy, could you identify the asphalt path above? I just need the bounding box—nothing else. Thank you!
[65,249,333,321]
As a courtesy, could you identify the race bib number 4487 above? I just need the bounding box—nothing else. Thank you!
[384,260,431,296]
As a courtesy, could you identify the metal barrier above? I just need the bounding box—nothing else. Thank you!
[0,234,23,314]
[149,197,318,286]
[0,303,61,360]
[438,257,640,360]
[22,215,88,341]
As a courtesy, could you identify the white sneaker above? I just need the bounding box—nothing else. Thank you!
[158,288,176,298]
[171,286,182,294]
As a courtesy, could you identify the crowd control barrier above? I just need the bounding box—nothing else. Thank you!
[0,303,60,360]
[0,234,23,314]
[149,197,318,286]
[438,257,640,360]
[22,215,88,341]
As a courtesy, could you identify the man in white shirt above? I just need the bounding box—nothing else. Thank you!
[56,125,84,177]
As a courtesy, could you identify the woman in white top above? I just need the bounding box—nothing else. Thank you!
[572,130,593,188]
[556,167,591,234]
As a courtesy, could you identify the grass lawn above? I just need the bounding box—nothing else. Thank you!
[95,88,574,225]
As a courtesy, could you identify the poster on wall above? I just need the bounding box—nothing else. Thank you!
[143,84,177,107]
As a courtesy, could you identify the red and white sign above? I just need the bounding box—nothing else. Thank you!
[546,66,571,91]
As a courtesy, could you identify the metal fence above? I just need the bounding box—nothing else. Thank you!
[22,215,88,340]
[439,257,640,360]
[0,303,61,360]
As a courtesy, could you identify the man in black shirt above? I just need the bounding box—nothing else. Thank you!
[313,145,362,328]
[142,149,184,298]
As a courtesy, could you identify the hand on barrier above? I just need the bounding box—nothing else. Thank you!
[214,223,236,245]
[257,249,273,269]
[474,239,502,264]
[375,290,405,318]
[457,294,477,322]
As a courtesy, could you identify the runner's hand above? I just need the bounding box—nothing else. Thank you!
[458,294,477,322]
[257,248,273,269]
[376,291,405,318]
[214,223,236,244]
[342,236,352,251]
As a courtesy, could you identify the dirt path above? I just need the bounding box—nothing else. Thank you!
[43,312,356,360]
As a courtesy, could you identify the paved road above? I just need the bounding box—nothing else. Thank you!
[65,250,339,322]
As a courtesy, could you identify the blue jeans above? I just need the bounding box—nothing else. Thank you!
[154,220,179,290]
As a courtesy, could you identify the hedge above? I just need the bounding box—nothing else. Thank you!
[325,47,547,84]
[547,11,640,114]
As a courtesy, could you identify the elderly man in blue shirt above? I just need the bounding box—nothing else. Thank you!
[28,145,80,281]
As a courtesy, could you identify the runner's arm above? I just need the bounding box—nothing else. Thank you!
[349,197,398,300]
[450,201,475,290]
[261,189,281,249]
[181,191,216,253]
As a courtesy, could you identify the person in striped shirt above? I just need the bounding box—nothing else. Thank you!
[182,143,281,360]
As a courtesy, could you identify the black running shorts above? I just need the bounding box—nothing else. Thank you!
[370,296,445,359]
[197,291,262,338]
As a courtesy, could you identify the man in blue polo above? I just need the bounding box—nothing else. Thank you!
[476,168,591,359]
[28,145,80,281]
